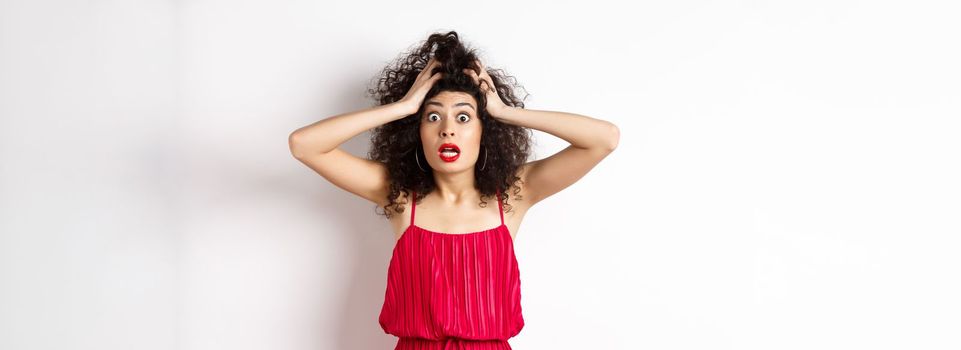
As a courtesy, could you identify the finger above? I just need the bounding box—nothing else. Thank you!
[418,72,442,92]
[467,67,484,86]
[477,70,490,85]
[464,65,493,92]
[471,60,482,75]
[419,57,438,79]
[481,68,495,86]
[428,71,443,86]
[467,70,485,91]
[475,70,493,91]
[426,59,438,77]
[463,68,479,84]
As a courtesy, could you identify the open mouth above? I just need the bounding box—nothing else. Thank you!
[438,143,460,162]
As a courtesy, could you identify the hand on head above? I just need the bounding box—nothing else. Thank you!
[463,59,508,116]
[399,57,444,112]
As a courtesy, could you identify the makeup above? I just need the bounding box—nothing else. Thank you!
[438,143,460,162]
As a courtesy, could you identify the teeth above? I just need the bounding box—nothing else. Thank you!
[441,151,458,157]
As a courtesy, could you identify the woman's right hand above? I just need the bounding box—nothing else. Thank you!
[398,57,443,115]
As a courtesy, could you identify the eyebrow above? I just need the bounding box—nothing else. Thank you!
[425,101,475,111]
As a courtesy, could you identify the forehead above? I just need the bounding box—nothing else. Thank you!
[425,91,476,109]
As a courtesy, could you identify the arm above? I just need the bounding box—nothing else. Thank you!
[288,101,415,206]
[496,106,620,205]
[290,57,443,206]
[463,59,619,206]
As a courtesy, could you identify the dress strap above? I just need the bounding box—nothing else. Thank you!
[410,190,416,225]
[496,187,504,225]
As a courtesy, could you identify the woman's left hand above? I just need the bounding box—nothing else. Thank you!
[464,59,509,117]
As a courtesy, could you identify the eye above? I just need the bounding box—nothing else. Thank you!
[425,112,471,123]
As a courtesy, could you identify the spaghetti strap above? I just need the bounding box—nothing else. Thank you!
[496,187,504,225]
[410,190,416,225]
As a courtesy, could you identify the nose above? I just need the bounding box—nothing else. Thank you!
[440,119,455,138]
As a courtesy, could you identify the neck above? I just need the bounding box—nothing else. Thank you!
[431,168,478,205]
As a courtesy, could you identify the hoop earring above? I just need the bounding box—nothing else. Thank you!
[479,146,488,171]
[414,148,427,172]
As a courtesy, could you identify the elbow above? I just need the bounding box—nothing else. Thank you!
[288,131,306,159]
[604,122,620,152]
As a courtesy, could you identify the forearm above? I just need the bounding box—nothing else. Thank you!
[289,101,414,158]
[495,106,618,151]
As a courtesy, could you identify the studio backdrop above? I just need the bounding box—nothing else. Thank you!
[1,1,958,350]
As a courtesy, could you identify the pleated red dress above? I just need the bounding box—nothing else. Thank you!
[379,189,524,350]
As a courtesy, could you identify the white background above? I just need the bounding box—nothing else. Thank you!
[1,1,959,349]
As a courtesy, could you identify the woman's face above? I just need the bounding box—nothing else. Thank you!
[419,91,482,173]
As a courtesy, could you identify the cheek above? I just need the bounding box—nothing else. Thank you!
[472,127,484,146]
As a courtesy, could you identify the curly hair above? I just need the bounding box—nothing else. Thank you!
[366,30,533,220]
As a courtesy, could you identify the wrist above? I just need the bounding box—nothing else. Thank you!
[491,105,512,119]
[393,99,419,116]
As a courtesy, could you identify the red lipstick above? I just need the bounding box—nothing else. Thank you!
[438,143,460,162]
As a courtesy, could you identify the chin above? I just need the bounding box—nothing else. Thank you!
[432,160,478,173]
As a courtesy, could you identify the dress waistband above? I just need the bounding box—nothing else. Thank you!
[395,336,512,350]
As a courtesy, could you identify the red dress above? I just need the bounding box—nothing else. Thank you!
[379,189,524,349]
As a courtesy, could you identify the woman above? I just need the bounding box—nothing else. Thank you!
[288,31,618,349]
